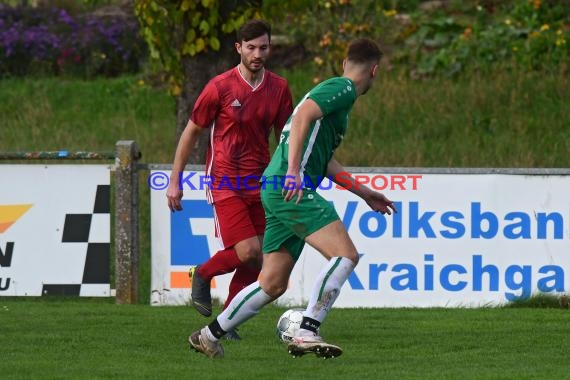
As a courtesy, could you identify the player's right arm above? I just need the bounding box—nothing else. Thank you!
[283,98,323,204]
[167,79,219,212]
[166,120,204,212]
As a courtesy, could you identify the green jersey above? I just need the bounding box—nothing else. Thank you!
[263,77,356,188]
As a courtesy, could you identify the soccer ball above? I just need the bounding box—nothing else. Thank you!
[276,308,304,343]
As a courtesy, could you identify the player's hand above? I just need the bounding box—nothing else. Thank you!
[282,172,303,204]
[166,182,183,212]
[365,192,397,215]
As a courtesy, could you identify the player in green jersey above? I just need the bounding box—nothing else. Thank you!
[188,38,397,359]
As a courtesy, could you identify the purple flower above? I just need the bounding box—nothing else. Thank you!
[1,5,146,77]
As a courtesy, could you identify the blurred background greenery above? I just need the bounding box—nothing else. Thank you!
[1,0,568,167]
[2,0,568,79]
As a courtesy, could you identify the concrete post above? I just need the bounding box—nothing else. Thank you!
[114,141,141,304]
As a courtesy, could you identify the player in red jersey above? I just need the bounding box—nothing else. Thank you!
[166,19,293,339]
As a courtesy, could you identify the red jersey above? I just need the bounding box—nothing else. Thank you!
[191,66,293,203]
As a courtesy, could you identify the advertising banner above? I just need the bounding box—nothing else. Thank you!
[0,165,111,296]
[150,170,570,307]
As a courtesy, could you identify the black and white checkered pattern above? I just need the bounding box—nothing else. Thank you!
[41,185,110,296]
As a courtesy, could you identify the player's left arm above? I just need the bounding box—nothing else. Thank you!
[326,158,397,215]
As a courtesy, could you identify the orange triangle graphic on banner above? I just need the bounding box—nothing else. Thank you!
[0,204,33,233]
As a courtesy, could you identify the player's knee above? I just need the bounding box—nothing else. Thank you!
[236,244,262,264]
[260,279,288,299]
[266,284,287,299]
[242,247,261,263]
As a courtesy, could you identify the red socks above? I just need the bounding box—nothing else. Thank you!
[197,248,242,281]
[197,247,261,310]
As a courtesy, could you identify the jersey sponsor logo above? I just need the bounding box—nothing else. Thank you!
[230,99,241,107]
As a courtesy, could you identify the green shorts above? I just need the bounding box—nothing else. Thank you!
[260,184,340,261]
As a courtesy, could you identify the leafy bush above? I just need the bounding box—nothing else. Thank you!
[266,0,568,78]
[0,4,146,78]
[264,0,403,82]
[398,0,570,76]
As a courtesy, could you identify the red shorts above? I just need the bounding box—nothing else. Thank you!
[213,196,265,249]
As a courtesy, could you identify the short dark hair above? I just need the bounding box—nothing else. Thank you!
[237,19,271,43]
[347,38,382,64]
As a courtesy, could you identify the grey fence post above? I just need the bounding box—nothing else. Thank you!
[115,140,141,304]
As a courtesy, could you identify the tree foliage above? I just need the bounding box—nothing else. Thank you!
[263,0,400,82]
[134,0,261,96]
